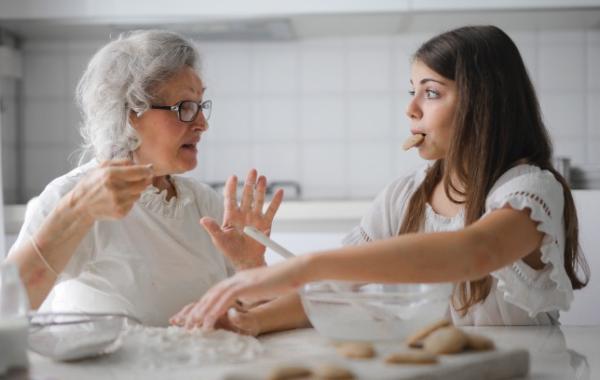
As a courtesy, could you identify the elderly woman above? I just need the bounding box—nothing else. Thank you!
[5,30,282,326]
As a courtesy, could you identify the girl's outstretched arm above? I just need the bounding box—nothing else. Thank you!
[173,207,543,329]
[312,207,543,284]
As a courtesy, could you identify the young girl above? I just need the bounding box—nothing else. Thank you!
[171,25,589,331]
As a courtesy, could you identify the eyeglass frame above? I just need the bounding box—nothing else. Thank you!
[150,99,212,122]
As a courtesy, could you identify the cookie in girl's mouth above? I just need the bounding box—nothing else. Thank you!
[402,133,425,151]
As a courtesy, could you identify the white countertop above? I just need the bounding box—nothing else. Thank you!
[4,190,600,233]
[7,325,599,380]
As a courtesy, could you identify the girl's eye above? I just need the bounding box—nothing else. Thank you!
[408,90,416,96]
[425,89,440,99]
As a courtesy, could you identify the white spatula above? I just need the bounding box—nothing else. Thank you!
[243,226,295,259]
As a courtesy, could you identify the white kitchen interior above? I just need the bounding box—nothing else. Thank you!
[1,1,600,379]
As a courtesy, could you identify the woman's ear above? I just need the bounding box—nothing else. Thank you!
[129,110,140,130]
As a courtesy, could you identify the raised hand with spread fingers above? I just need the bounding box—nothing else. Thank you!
[200,169,284,270]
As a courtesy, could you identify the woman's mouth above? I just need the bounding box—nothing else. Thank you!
[181,143,198,152]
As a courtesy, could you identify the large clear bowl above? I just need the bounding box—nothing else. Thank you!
[300,282,453,341]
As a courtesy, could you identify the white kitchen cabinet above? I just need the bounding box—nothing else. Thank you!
[411,0,600,11]
[0,0,410,20]
[0,0,596,22]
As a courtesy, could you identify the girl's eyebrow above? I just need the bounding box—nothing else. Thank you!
[409,78,447,86]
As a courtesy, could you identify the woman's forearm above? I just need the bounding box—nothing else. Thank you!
[5,190,95,309]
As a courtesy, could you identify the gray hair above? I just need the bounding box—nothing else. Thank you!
[76,29,200,162]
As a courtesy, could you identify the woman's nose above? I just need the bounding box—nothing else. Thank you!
[405,98,422,120]
[191,113,209,132]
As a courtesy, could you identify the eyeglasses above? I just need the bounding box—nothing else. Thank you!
[150,100,212,122]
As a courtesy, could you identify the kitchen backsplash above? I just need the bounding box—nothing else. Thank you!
[1,27,599,202]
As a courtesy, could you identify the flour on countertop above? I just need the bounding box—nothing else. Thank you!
[108,325,264,369]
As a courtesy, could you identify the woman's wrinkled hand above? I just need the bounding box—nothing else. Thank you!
[169,257,309,331]
[200,169,283,270]
[69,159,153,222]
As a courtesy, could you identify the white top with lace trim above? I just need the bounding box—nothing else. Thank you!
[8,160,234,326]
[342,163,572,326]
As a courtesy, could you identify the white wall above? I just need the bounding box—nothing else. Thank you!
[0,78,19,203]
[11,27,600,201]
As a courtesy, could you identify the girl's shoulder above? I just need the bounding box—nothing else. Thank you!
[486,163,565,218]
[490,163,560,191]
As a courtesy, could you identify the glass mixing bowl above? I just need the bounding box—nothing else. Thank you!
[27,312,140,361]
[300,281,453,341]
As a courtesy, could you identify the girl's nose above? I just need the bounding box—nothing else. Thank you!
[405,97,422,120]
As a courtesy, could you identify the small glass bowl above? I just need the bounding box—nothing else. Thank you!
[300,281,453,341]
[28,312,138,361]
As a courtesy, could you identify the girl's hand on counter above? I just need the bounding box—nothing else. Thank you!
[200,169,284,270]
[170,255,312,330]
[170,301,262,336]
[69,159,153,222]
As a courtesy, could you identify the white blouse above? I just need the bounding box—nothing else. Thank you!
[8,160,233,326]
[343,164,573,326]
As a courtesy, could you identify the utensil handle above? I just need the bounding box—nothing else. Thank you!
[243,226,296,259]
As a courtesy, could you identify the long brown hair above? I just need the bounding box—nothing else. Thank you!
[399,26,589,314]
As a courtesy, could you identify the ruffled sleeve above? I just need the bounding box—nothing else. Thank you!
[484,165,573,317]
[342,165,428,246]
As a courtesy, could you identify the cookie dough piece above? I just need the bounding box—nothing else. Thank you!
[335,342,376,359]
[385,350,438,365]
[423,327,468,355]
[405,319,451,348]
[313,364,355,379]
[465,333,495,351]
[402,133,425,150]
[268,365,313,380]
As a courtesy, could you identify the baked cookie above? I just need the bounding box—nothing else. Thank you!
[385,350,438,364]
[422,326,468,355]
[465,333,495,351]
[405,319,451,348]
[313,364,355,379]
[335,342,376,359]
[268,365,312,380]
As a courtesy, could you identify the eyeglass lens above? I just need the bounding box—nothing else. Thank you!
[180,101,211,122]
